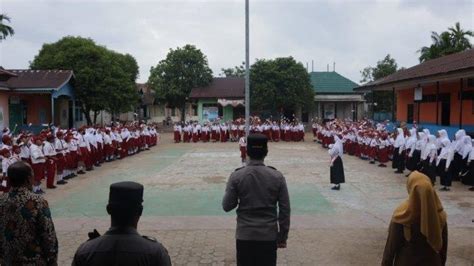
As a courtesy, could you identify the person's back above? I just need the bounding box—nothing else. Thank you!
[227,160,288,241]
[72,181,171,266]
[383,222,447,266]
[0,161,58,265]
[223,134,290,266]
[73,227,170,265]
[382,171,447,266]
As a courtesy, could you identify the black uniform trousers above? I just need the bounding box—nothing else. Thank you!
[236,240,277,266]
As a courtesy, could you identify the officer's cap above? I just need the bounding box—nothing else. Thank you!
[108,181,144,207]
[247,134,268,158]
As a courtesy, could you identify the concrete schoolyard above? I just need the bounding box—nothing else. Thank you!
[44,133,474,265]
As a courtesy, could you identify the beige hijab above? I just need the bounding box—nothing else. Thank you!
[392,171,447,252]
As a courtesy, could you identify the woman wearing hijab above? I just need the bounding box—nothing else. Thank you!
[462,137,474,191]
[393,128,406,174]
[420,135,438,184]
[382,171,448,266]
[437,139,453,191]
[328,134,345,190]
[405,129,418,176]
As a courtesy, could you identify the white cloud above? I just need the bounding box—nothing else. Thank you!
[0,0,472,84]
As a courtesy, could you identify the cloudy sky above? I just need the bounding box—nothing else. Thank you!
[0,0,473,84]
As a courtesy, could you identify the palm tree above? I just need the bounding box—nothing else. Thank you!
[448,22,473,51]
[0,14,14,41]
[418,23,473,62]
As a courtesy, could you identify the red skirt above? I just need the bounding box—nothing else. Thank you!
[31,162,45,181]
[240,146,247,159]
[55,154,66,174]
[379,147,389,163]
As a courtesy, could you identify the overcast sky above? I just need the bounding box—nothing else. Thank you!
[0,0,473,84]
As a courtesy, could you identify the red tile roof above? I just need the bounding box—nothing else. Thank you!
[3,69,73,89]
[190,77,245,99]
[357,49,474,90]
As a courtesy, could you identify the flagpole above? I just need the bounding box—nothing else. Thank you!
[244,0,250,137]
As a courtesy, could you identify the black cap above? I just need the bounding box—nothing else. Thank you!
[247,134,268,158]
[108,181,144,207]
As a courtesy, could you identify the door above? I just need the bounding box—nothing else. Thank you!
[407,104,414,124]
[441,101,450,126]
[9,103,23,128]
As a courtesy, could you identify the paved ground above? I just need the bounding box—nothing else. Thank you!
[41,133,473,265]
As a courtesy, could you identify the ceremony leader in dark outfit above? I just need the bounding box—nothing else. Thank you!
[72,181,171,266]
[222,134,291,266]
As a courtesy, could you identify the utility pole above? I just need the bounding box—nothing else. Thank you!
[245,0,250,136]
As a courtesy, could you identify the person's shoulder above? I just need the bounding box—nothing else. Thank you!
[265,165,283,175]
[141,235,168,250]
[233,166,245,173]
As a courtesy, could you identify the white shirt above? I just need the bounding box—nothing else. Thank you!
[30,144,46,164]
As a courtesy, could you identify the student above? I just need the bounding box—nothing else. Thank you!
[328,135,345,190]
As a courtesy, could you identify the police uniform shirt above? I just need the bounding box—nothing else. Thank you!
[222,159,291,243]
[72,227,171,266]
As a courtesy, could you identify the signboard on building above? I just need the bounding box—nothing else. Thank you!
[203,106,219,121]
[414,87,423,101]
[323,103,335,119]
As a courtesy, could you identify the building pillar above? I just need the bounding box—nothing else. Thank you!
[72,100,76,128]
[392,87,396,122]
[372,91,375,120]
[436,81,439,126]
[459,78,464,129]
[51,94,55,125]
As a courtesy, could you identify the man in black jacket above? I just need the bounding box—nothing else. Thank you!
[73,181,171,266]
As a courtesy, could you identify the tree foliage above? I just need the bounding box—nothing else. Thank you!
[418,22,473,62]
[0,14,14,41]
[250,57,314,114]
[30,36,139,124]
[220,62,245,77]
[360,54,400,114]
[148,44,213,121]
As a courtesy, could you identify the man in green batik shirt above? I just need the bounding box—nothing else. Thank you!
[0,161,58,265]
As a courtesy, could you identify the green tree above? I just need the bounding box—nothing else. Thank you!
[360,54,400,115]
[30,36,139,125]
[418,22,473,62]
[0,14,14,41]
[99,51,140,123]
[148,44,213,121]
[250,57,314,115]
[220,62,245,77]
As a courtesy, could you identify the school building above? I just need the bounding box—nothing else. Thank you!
[0,67,84,132]
[189,77,245,123]
[355,49,474,137]
[309,71,365,121]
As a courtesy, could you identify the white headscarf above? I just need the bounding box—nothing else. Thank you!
[329,134,343,157]
[461,136,472,159]
[394,128,405,149]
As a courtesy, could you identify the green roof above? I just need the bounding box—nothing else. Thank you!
[310,71,360,94]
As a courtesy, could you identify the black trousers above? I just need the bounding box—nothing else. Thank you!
[236,240,277,266]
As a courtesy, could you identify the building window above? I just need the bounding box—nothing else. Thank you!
[192,104,198,116]
[75,105,83,122]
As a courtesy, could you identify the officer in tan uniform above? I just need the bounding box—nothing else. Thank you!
[223,134,291,266]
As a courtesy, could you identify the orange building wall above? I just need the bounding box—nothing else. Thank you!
[0,92,9,128]
[396,79,474,126]
[9,93,52,125]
